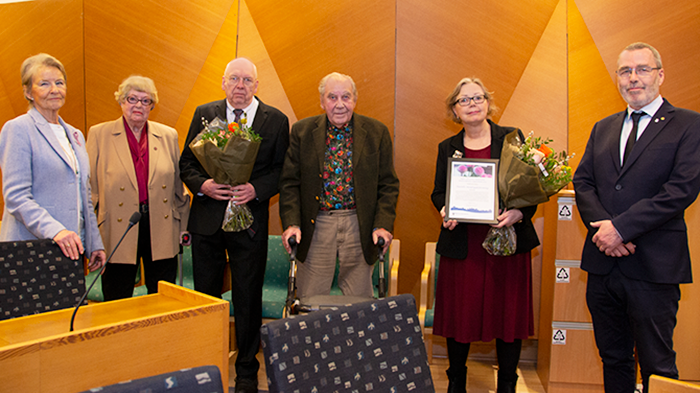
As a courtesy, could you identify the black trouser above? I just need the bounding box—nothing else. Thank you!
[102,211,177,300]
[587,265,680,393]
[191,229,268,380]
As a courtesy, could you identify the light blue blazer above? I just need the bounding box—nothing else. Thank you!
[0,108,104,255]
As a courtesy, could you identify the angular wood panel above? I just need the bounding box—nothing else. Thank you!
[246,0,396,130]
[0,0,85,129]
[84,0,236,132]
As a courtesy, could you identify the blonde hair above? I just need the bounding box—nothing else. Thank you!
[114,75,159,105]
[445,77,498,124]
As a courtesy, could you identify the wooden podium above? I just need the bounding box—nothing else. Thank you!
[0,281,229,393]
[538,190,605,393]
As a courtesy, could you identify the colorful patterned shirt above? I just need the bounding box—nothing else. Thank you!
[320,120,356,210]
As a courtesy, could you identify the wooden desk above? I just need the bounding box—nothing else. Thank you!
[0,281,229,393]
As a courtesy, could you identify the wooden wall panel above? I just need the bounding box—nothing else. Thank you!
[0,0,85,129]
[574,0,700,111]
[237,0,297,126]
[172,1,238,147]
[84,0,236,132]
[567,0,626,170]
[394,0,559,300]
[245,1,396,132]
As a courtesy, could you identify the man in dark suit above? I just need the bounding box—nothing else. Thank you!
[179,57,289,393]
[574,42,700,393]
[279,72,399,300]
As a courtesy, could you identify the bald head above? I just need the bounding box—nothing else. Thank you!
[222,57,259,109]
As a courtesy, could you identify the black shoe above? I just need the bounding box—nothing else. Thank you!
[497,375,518,393]
[446,367,467,393]
[234,377,258,393]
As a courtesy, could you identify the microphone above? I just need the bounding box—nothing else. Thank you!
[70,212,141,332]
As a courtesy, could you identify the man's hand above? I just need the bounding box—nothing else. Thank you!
[232,182,257,204]
[53,229,84,260]
[88,250,107,271]
[491,209,524,228]
[590,220,635,256]
[440,206,458,230]
[199,179,233,201]
[372,228,393,253]
[604,242,637,257]
[282,226,302,254]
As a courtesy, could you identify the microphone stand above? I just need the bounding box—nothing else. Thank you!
[69,212,141,332]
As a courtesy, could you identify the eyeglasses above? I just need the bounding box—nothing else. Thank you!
[455,95,486,106]
[616,66,661,79]
[227,76,255,87]
[126,96,153,106]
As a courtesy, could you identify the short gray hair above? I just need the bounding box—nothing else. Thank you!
[621,42,663,68]
[318,72,357,100]
[114,75,159,105]
[20,53,67,104]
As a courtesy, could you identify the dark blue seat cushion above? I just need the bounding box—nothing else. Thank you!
[79,365,223,393]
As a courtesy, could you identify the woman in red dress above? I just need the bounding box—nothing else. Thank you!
[431,78,540,393]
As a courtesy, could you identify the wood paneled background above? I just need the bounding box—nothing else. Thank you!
[1,0,699,379]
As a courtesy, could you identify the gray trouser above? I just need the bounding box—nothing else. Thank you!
[296,210,373,299]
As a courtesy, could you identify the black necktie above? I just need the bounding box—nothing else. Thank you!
[233,109,244,123]
[623,112,644,166]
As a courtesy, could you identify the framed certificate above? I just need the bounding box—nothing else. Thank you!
[445,158,499,224]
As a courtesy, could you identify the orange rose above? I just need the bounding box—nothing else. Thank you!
[536,144,553,157]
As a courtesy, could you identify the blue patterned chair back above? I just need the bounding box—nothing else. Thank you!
[261,294,434,393]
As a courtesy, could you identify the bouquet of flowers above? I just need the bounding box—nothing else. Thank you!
[188,116,262,232]
[483,130,573,256]
[515,132,573,196]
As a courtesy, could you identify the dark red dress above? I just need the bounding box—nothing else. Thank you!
[433,145,534,343]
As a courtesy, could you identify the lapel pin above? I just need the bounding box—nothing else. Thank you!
[655,119,659,123]
[661,117,665,121]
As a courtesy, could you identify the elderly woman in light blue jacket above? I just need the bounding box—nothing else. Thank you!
[0,53,105,269]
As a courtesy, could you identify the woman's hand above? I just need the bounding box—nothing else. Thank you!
[491,208,523,228]
[53,229,84,260]
[440,206,458,231]
[88,250,107,271]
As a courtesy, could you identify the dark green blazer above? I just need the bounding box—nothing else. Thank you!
[279,113,400,264]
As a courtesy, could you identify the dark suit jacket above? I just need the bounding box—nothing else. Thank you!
[573,99,700,284]
[279,114,400,264]
[179,98,290,237]
[431,120,540,259]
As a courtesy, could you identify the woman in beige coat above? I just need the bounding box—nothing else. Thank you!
[87,75,190,300]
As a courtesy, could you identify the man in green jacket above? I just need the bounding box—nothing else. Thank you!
[279,72,399,300]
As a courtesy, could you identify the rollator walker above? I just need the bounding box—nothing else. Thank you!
[283,237,388,317]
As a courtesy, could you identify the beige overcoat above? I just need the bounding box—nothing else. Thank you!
[87,118,190,264]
